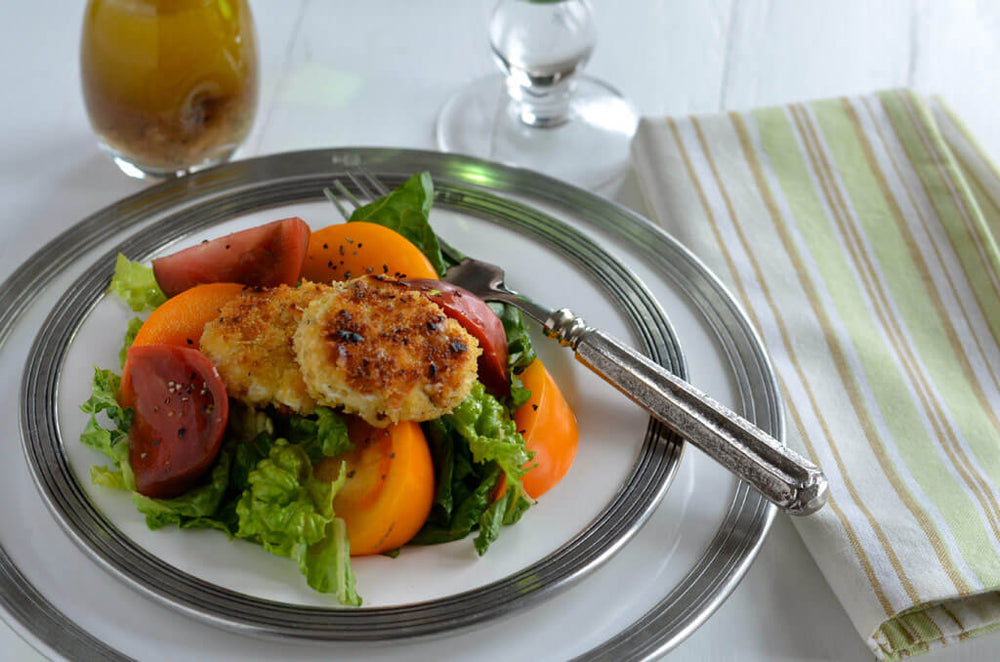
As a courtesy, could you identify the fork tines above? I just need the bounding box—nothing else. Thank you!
[326,168,391,219]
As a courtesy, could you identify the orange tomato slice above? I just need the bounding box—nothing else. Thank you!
[131,282,246,348]
[515,359,579,499]
[315,418,435,556]
[301,222,437,284]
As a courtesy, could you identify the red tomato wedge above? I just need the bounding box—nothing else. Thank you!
[122,345,229,499]
[514,359,579,499]
[152,217,311,297]
[404,279,509,398]
[314,418,434,556]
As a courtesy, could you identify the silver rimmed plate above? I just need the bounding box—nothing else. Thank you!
[0,149,779,660]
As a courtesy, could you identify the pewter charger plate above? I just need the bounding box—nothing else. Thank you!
[0,149,778,660]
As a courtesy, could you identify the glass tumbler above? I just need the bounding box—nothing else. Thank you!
[81,0,259,179]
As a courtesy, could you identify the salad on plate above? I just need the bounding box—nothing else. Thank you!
[79,173,579,606]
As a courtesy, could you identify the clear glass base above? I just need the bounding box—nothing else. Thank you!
[99,143,238,181]
[436,74,638,189]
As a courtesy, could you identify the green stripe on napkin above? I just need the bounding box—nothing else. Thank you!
[632,89,1000,659]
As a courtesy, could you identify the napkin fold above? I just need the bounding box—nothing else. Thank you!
[632,89,1000,660]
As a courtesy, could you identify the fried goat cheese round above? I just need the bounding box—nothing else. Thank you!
[199,282,331,413]
[293,276,481,427]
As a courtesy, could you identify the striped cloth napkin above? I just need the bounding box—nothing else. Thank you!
[631,89,1000,660]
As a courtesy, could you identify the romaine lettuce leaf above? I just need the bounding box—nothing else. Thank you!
[119,317,144,368]
[80,367,135,489]
[475,483,511,555]
[89,465,129,490]
[235,440,361,605]
[414,382,533,554]
[131,447,233,530]
[445,382,533,497]
[345,172,448,276]
[285,407,352,461]
[231,432,277,492]
[297,514,358,605]
[108,253,167,312]
[236,442,327,554]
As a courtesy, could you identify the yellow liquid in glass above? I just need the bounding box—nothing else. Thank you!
[81,0,258,175]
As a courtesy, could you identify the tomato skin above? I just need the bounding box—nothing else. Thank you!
[404,279,509,398]
[301,222,437,284]
[152,217,311,297]
[122,345,229,499]
[314,418,434,556]
[514,359,578,499]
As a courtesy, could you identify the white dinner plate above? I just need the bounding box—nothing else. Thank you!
[0,148,778,660]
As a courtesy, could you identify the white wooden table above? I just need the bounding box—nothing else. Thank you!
[2,1,1000,659]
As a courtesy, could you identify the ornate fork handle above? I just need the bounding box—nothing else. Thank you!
[546,308,828,516]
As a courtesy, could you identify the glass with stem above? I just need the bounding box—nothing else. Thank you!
[436,0,638,189]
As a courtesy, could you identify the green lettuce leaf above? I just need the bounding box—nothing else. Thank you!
[188,432,276,535]
[90,465,129,490]
[80,368,131,435]
[495,304,537,375]
[235,440,361,605]
[345,172,448,276]
[119,317,144,368]
[446,383,533,494]
[285,407,352,461]
[413,382,533,554]
[231,432,278,491]
[236,442,327,554]
[80,367,136,490]
[131,447,233,530]
[493,303,537,410]
[108,254,167,312]
[410,456,502,546]
[297,516,358,605]
[474,481,532,555]
[475,483,510,555]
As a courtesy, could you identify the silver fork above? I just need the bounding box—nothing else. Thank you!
[331,171,829,516]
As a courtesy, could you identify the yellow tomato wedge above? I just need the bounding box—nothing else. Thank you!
[515,359,579,499]
[315,418,435,556]
[301,222,437,283]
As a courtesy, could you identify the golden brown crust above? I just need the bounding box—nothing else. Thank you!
[294,276,480,426]
[199,282,331,413]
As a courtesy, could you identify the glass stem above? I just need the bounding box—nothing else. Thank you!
[505,75,575,128]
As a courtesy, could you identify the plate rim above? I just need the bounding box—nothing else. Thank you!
[0,147,779,661]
